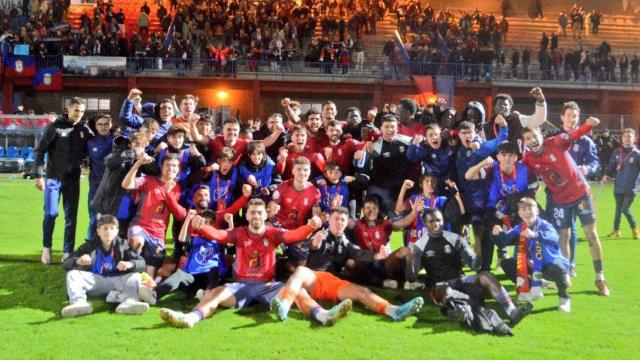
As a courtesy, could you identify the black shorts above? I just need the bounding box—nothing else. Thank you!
[285,239,310,262]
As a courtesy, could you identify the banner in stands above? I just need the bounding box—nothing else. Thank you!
[0,115,51,134]
[62,56,126,77]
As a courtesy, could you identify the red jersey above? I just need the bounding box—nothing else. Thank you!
[276,147,326,180]
[523,125,592,204]
[208,135,249,165]
[306,130,330,153]
[326,138,363,175]
[226,226,286,282]
[353,219,393,252]
[131,177,183,241]
[398,121,426,138]
[272,180,320,229]
[172,116,191,133]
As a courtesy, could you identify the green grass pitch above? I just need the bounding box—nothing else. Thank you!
[0,174,638,359]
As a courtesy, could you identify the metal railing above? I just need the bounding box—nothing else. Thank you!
[11,55,640,89]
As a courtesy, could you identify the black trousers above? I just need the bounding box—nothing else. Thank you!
[155,268,222,299]
[500,258,569,299]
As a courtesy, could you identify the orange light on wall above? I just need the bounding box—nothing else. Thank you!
[217,91,228,100]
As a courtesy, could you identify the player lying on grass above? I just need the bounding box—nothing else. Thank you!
[159,199,352,328]
[269,207,424,322]
[61,215,149,317]
[492,197,572,312]
[418,208,532,329]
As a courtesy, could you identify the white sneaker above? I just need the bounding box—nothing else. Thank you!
[41,247,51,265]
[159,308,196,328]
[61,301,93,318]
[382,279,398,289]
[138,287,157,305]
[517,288,543,303]
[403,281,426,290]
[115,299,149,315]
[61,252,70,263]
[559,297,571,312]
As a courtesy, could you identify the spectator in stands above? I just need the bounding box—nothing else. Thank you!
[559,11,568,38]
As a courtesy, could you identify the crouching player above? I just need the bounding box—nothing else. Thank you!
[61,215,149,317]
[270,207,424,322]
[491,198,572,312]
[419,208,531,326]
[159,199,351,328]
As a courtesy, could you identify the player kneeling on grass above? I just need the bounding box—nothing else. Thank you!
[159,199,351,328]
[418,208,531,333]
[491,198,572,312]
[61,215,149,317]
[270,207,424,323]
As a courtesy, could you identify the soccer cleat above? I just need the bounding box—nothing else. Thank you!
[596,280,610,296]
[558,297,571,313]
[138,287,157,306]
[516,287,544,303]
[606,230,621,238]
[632,228,640,240]
[391,297,424,321]
[509,302,533,327]
[195,289,205,301]
[41,247,51,265]
[321,299,353,326]
[115,299,149,315]
[61,301,93,318]
[159,308,194,329]
[61,252,70,263]
[382,279,398,289]
[403,281,425,291]
[270,297,289,321]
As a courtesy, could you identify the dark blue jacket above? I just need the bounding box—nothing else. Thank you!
[606,146,640,195]
[556,129,600,177]
[238,155,281,199]
[86,134,114,188]
[407,143,455,181]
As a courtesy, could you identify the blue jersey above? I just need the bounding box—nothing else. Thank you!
[189,168,238,210]
[455,126,508,206]
[91,247,117,276]
[316,176,350,213]
[86,134,114,188]
[238,157,277,199]
[406,143,455,182]
[565,131,600,177]
[181,235,227,276]
[487,161,535,216]
[606,146,640,195]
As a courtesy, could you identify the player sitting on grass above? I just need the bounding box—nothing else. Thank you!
[270,207,424,323]
[61,215,149,317]
[491,198,572,312]
[419,208,532,328]
[159,199,351,328]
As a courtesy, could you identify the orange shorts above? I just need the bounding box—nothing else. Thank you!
[310,271,352,303]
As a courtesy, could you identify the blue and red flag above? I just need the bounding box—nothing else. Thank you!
[33,68,63,92]
[4,56,36,77]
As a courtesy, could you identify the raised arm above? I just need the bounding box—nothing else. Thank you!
[518,87,547,128]
[465,156,494,180]
[121,153,154,190]
[283,216,322,244]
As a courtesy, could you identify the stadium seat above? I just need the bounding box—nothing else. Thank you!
[6,146,20,157]
[21,146,34,159]
[0,146,4,157]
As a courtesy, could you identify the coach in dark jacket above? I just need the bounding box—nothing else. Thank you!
[35,98,93,264]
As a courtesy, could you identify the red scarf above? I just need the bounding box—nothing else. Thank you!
[516,223,530,293]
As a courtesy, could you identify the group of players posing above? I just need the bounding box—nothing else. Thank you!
[35,86,639,335]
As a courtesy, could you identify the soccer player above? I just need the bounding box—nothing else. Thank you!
[85,114,114,241]
[35,98,93,264]
[171,94,198,134]
[350,195,424,289]
[396,98,425,138]
[276,125,326,180]
[153,126,206,183]
[324,119,362,175]
[270,157,321,271]
[159,200,349,328]
[552,102,600,271]
[492,198,572,312]
[252,113,288,161]
[238,141,281,201]
[419,208,531,326]
[269,207,424,322]
[122,153,184,277]
[482,88,547,153]
[61,215,149,317]
[455,115,508,270]
[522,117,610,296]
[119,89,173,142]
[602,128,640,239]
[303,108,331,152]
